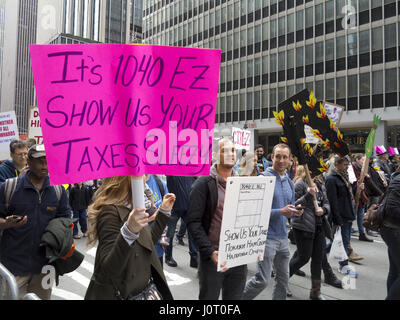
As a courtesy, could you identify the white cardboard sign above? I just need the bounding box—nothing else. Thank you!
[27,106,43,144]
[232,127,251,151]
[0,111,19,160]
[217,176,276,271]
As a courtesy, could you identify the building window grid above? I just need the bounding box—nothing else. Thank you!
[143,1,400,122]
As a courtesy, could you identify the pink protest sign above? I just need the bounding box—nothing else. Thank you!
[30,44,221,185]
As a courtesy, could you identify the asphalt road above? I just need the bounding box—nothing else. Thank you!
[51,223,389,301]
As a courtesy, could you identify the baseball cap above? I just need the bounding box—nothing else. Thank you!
[28,144,46,159]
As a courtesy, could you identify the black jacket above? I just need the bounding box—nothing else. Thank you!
[69,185,91,211]
[292,179,330,234]
[384,175,400,228]
[325,171,356,226]
[186,176,218,260]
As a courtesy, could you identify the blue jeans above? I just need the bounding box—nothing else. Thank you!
[243,238,290,300]
[356,206,366,234]
[165,209,198,260]
[72,209,87,236]
[339,222,352,268]
[380,226,400,300]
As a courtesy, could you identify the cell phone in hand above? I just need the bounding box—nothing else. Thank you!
[12,215,24,222]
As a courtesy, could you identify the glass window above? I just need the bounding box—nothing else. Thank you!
[287,13,294,33]
[359,0,369,11]
[216,10,221,25]
[247,60,254,78]
[278,87,285,104]
[385,24,396,48]
[227,64,233,82]
[233,94,239,112]
[336,36,345,58]
[210,12,215,28]
[287,85,295,98]
[262,55,268,74]
[255,0,261,10]
[386,69,397,92]
[240,93,246,111]
[372,70,383,94]
[226,95,232,113]
[270,19,277,38]
[247,92,253,111]
[336,0,346,18]
[247,27,254,45]
[347,33,357,56]
[296,47,304,66]
[262,89,268,108]
[240,0,246,15]
[359,73,370,96]
[254,58,261,76]
[234,1,240,19]
[255,25,261,43]
[287,49,294,69]
[221,37,227,53]
[240,30,246,47]
[336,77,346,99]
[228,4,233,21]
[315,80,324,100]
[262,22,269,40]
[248,0,254,12]
[278,16,286,36]
[372,0,382,8]
[270,53,277,72]
[254,91,260,110]
[359,30,369,54]
[305,82,314,93]
[348,75,358,97]
[234,32,239,49]
[227,34,233,50]
[270,88,277,108]
[305,44,313,65]
[325,0,334,21]
[315,4,323,25]
[372,27,383,51]
[315,42,324,63]
[326,78,335,100]
[233,62,239,81]
[296,10,304,31]
[305,7,313,28]
[240,61,246,78]
[325,39,334,60]
[222,7,227,24]
[278,52,285,71]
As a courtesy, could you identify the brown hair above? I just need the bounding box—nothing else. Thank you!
[272,143,291,156]
[293,165,307,183]
[239,152,257,176]
[86,175,132,247]
[10,140,27,153]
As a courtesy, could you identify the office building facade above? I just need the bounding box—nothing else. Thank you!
[143,0,400,153]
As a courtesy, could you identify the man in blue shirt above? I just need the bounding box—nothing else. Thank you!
[145,174,168,267]
[0,144,71,299]
[255,144,271,175]
[243,143,303,300]
[0,140,28,185]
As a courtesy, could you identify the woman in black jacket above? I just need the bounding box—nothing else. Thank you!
[289,165,330,300]
[380,174,400,300]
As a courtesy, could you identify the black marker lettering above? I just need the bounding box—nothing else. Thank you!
[46,95,68,129]
[190,65,210,90]
[52,138,90,174]
[48,51,82,84]
[169,56,196,91]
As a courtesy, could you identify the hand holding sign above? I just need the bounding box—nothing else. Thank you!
[126,208,148,234]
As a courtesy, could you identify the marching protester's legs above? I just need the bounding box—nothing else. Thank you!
[16,274,52,300]
[221,265,248,300]
[176,219,187,244]
[198,258,224,300]
[242,239,276,300]
[272,239,290,300]
[322,238,343,288]
[165,210,180,267]
[289,230,314,277]
[380,226,400,300]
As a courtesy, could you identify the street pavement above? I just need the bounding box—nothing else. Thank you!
[51,223,389,300]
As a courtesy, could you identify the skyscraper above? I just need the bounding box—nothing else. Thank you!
[143,0,400,152]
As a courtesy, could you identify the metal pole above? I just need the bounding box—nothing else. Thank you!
[0,263,19,300]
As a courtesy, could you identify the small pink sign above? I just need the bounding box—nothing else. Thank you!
[30,44,221,185]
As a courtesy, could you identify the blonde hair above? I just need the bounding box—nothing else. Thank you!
[293,165,306,183]
[86,175,132,247]
[239,152,257,176]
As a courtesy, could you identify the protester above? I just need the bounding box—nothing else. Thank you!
[85,175,175,300]
[351,154,384,242]
[380,174,400,300]
[0,144,71,299]
[0,140,28,184]
[165,175,198,268]
[187,137,247,300]
[144,174,169,267]
[237,151,257,176]
[69,183,92,239]
[374,146,393,183]
[255,144,270,175]
[325,155,362,277]
[288,166,330,299]
[175,220,187,246]
[242,143,303,300]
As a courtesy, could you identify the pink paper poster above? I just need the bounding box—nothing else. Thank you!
[30,44,221,185]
